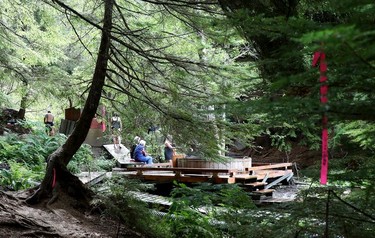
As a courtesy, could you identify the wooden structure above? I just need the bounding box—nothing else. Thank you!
[103,144,172,168]
[103,144,142,168]
[172,153,185,167]
[60,107,107,147]
[77,171,107,187]
[59,107,81,136]
[84,118,105,146]
[126,161,294,200]
[127,167,237,184]
[106,145,294,200]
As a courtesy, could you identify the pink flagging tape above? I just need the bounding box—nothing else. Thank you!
[313,49,329,185]
[52,168,56,188]
[320,128,328,184]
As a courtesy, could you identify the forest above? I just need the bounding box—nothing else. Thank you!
[0,0,374,237]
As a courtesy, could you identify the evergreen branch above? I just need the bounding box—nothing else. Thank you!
[64,9,93,58]
[330,189,375,222]
[343,41,375,71]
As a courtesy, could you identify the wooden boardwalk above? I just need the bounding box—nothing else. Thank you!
[125,162,295,199]
[76,172,107,186]
[103,144,130,160]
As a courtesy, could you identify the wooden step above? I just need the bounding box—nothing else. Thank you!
[250,189,274,200]
[252,189,274,196]
[243,182,267,190]
[235,174,258,183]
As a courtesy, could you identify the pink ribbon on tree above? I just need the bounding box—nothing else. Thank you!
[312,50,329,185]
[101,105,106,132]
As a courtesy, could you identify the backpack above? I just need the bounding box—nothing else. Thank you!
[112,117,120,129]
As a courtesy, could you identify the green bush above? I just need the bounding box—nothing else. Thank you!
[0,123,95,190]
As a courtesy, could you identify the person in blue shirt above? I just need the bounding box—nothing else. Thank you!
[134,140,153,164]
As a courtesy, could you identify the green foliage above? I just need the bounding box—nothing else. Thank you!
[95,177,169,238]
[88,156,116,172]
[0,123,95,190]
[67,143,94,174]
[286,185,375,238]
[161,183,256,238]
[2,1,375,236]
[337,121,375,150]
[296,153,375,237]
[0,160,44,190]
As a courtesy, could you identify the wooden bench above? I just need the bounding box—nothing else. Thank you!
[127,167,237,184]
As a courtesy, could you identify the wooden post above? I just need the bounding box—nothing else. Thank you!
[172,149,177,167]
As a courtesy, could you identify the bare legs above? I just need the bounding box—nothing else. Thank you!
[113,135,121,150]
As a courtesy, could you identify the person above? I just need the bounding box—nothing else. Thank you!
[134,140,153,164]
[164,135,175,162]
[130,136,141,159]
[111,113,122,150]
[44,111,55,136]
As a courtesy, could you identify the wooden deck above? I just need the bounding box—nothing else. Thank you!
[125,162,295,199]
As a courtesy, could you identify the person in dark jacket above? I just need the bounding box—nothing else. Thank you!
[164,135,175,162]
[130,136,140,159]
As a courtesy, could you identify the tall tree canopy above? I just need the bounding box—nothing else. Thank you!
[0,0,374,203]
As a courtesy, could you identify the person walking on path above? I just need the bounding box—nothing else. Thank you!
[111,113,122,150]
[44,111,55,136]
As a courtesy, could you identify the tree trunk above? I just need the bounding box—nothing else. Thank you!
[26,0,114,205]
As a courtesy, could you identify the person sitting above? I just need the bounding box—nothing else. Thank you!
[134,140,153,164]
[130,136,141,159]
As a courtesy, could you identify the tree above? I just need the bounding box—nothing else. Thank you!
[0,0,77,113]
[26,0,114,205]
[25,0,232,204]
[211,0,375,152]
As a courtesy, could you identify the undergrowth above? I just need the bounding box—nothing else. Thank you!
[0,121,98,190]
[96,152,375,238]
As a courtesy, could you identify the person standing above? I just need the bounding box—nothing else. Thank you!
[44,111,55,136]
[111,113,122,150]
[164,135,175,162]
[134,140,153,164]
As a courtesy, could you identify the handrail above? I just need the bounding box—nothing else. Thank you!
[246,163,293,172]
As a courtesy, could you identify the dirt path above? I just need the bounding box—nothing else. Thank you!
[0,191,141,238]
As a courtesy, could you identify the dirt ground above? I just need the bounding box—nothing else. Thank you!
[0,190,144,238]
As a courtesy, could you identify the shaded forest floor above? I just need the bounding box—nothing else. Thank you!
[0,190,144,238]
